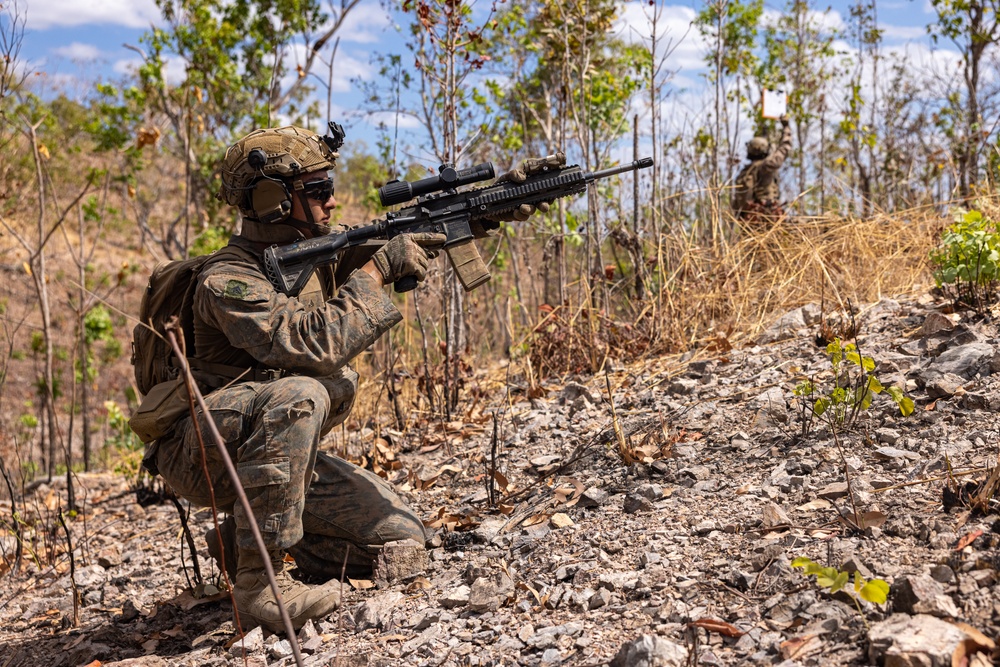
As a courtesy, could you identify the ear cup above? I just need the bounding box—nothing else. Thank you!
[250,179,292,224]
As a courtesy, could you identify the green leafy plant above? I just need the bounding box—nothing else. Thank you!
[794,337,913,434]
[103,400,145,485]
[791,556,889,628]
[929,209,1000,313]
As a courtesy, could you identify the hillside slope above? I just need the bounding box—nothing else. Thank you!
[1,289,999,667]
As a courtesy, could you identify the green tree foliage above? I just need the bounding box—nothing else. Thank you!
[930,208,1000,311]
[128,0,347,256]
[928,0,1000,198]
[695,0,764,180]
[757,0,838,209]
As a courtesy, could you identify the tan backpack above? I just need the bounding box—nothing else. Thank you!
[131,245,261,396]
[129,246,258,443]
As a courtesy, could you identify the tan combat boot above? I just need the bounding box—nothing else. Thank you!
[232,547,341,633]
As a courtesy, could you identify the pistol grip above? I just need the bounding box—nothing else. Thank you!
[447,238,491,291]
[394,276,418,293]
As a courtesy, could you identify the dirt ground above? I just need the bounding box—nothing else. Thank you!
[1,289,999,667]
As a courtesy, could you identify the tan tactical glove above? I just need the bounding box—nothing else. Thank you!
[372,233,446,286]
[484,152,567,223]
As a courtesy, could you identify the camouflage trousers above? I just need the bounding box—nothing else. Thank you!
[737,200,784,229]
[153,376,426,579]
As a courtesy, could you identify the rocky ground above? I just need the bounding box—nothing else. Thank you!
[1,289,1000,667]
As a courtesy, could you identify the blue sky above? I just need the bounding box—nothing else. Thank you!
[17,0,954,155]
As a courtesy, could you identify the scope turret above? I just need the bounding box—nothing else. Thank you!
[379,162,496,207]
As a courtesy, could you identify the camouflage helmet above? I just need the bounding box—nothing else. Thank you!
[747,136,769,160]
[218,125,340,219]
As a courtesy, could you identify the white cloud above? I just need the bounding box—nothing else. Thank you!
[52,42,103,61]
[614,2,706,72]
[365,110,422,130]
[811,9,846,34]
[281,42,372,101]
[113,54,186,86]
[760,6,844,37]
[881,24,931,42]
[330,4,393,45]
[24,0,160,30]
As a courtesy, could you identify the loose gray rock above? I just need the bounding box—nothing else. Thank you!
[868,614,968,667]
[758,304,822,344]
[440,584,471,609]
[354,591,405,631]
[469,573,513,613]
[762,502,791,527]
[893,575,960,618]
[624,494,654,514]
[578,487,609,508]
[229,626,265,657]
[610,634,689,667]
[372,539,428,587]
[924,342,998,380]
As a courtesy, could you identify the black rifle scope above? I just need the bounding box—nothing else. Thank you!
[378,162,496,207]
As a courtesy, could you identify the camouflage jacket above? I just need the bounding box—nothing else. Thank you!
[192,235,401,378]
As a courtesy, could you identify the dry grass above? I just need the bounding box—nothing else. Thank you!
[654,209,942,349]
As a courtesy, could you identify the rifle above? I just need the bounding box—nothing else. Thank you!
[263,154,654,296]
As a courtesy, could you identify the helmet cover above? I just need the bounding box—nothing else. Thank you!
[218,126,339,218]
[747,136,769,160]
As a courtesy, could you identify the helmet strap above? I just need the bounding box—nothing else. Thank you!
[291,177,318,226]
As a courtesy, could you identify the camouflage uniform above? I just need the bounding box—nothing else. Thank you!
[732,123,794,221]
[152,235,426,579]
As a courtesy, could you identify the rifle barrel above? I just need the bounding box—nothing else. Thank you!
[587,157,654,182]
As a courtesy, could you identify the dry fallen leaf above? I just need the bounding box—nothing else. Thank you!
[517,582,542,604]
[522,513,550,528]
[779,634,823,660]
[348,578,375,590]
[859,510,887,528]
[952,621,996,667]
[953,529,984,551]
[160,625,184,638]
[493,470,511,492]
[686,618,745,638]
[167,589,227,611]
[954,622,996,649]
[796,498,833,512]
[553,479,585,506]
[405,577,432,592]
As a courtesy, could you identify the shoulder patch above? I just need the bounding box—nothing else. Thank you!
[223,279,250,300]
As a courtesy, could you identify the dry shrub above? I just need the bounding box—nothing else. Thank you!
[658,210,939,346]
[524,209,940,378]
[527,305,656,377]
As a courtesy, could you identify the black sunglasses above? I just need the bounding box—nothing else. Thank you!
[302,178,334,201]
